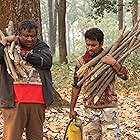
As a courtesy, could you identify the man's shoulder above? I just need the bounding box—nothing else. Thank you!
[36,39,49,48]
[75,54,85,68]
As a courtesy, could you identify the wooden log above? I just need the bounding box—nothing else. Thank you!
[111,32,140,57]
[109,25,126,54]
[79,34,138,86]
[77,62,103,87]
[85,67,113,96]
[87,71,115,105]
[4,47,18,80]
[118,41,140,63]
[83,74,101,93]
[13,48,21,64]
[79,22,140,105]
[93,72,115,104]
[120,23,140,45]
[5,21,14,36]
[8,41,15,60]
[84,40,140,105]
[76,47,111,77]
[76,28,139,83]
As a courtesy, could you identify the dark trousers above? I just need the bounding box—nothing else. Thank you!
[1,103,45,140]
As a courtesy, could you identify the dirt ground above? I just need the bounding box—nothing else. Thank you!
[0,89,139,140]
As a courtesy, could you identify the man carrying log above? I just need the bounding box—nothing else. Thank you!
[69,28,128,140]
[0,20,54,140]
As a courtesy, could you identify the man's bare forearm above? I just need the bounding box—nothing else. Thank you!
[70,86,81,111]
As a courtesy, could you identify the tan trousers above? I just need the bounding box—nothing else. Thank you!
[83,107,121,140]
[1,103,45,140]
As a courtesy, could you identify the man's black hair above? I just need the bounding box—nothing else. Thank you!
[18,19,38,34]
[85,28,104,45]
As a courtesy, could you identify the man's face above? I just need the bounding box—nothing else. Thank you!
[19,28,37,49]
[85,38,102,55]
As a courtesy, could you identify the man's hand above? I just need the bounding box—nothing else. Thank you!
[1,35,19,46]
[101,54,122,73]
[101,54,116,65]
[69,110,77,119]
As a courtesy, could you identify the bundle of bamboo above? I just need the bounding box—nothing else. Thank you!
[76,21,140,105]
[0,21,33,81]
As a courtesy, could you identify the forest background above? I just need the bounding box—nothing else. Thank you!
[0,0,140,139]
[0,0,140,91]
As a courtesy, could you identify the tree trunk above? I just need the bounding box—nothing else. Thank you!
[40,1,48,42]
[67,21,71,55]
[58,0,68,64]
[131,0,138,26]
[52,0,58,55]
[118,0,123,30]
[48,0,57,55]
[0,0,42,39]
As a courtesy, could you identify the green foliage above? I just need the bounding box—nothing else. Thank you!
[52,56,76,89]
[52,51,85,89]
[116,67,140,92]
[71,11,119,52]
[126,50,140,69]
[88,0,117,20]
[124,0,135,12]
[122,50,140,90]
[116,49,140,91]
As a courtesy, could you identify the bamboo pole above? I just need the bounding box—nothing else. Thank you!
[77,23,140,105]
[4,48,18,80]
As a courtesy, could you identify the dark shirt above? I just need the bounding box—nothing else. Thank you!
[0,39,54,108]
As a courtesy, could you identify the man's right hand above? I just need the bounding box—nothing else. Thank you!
[1,35,19,46]
[69,110,77,119]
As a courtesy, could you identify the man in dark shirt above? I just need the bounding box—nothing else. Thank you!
[0,20,54,140]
